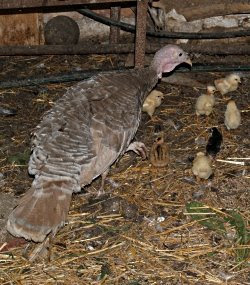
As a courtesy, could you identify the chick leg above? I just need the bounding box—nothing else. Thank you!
[195,114,200,125]
[149,115,163,122]
[195,176,201,183]
[127,141,147,159]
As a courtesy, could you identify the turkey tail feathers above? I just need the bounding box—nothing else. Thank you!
[7,179,73,242]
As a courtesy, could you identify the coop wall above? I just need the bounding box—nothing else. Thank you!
[0,13,43,45]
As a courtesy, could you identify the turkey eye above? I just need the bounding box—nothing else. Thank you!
[179,53,182,56]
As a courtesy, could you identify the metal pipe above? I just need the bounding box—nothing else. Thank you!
[1,65,250,89]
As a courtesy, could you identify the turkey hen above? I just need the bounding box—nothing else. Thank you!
[7,45,191,242]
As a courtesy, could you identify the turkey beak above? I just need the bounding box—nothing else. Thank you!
[185,58,192,67]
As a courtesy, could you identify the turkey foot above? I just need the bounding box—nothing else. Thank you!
[127,142,147,159]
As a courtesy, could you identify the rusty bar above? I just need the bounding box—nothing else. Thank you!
[0,0,136,10]
[134,0,148,68]
[110,7,121,44]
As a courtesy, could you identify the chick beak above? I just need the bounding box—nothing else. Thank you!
[185,58,192,67]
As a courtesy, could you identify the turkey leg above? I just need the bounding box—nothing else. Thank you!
[97,168,110,196]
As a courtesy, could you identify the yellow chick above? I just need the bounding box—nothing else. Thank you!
[195,85,216,116]
[224,100,241,130]
[214,73,241,95]
[192,152,213,180]
[143,90,164,118]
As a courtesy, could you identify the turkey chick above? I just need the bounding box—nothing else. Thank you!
[150,135,169,167]
[224,100,241,130]
[195,85,216,116]
[192,152,213,180]
[143,90,164,119]
[214,73,241,96]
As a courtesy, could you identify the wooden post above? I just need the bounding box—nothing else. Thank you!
[110,7,121,43]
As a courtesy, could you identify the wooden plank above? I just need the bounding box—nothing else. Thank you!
[0,0,137,10]
[0,42,248,56]
[110,7,121,44]
[0,13,42,45]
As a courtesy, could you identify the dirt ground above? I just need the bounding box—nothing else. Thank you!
[0,51,249,284]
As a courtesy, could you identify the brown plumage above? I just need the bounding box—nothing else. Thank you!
[7,45,191,242]
[150,135,169,167]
